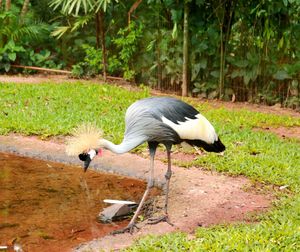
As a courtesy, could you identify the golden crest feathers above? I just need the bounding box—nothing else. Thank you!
[66,123,103,156]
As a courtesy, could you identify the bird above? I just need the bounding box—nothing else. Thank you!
[66,96,225,234]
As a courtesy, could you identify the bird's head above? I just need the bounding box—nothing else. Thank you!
[65,123,104,172]
[78,148,103,172]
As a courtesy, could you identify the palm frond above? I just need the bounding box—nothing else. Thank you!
[94,0,118,13]
[49,0,95,16]
[71,14,93,32]
[10,21,50,41]
[51,26,71,39]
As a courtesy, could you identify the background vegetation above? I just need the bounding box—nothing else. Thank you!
[0,0,299,108]
[0,82,299,250]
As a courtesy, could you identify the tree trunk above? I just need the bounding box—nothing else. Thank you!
[5,0,10,11]
[95,13,100,49]
[217,0,235,99]
[3,0,12,45]
[182,1,189,97]
[98,11,107,81]
[0,0,3,10]
[219,23,224,99]
[128,0,142,26]
[157,3,162,90]
[20,0,30,24]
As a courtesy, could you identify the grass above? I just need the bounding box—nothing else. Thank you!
[194,108,300,192]
[0,81,300,251]
[0,82,149,141]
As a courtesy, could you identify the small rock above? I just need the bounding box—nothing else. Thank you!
[98,203,137,223]
[279,185,289,190]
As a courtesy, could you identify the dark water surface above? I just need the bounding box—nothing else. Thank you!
[0,152,148,251]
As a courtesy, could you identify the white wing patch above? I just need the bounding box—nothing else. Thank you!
[161,114,218,144]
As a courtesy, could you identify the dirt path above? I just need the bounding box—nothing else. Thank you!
[0,135,272,251]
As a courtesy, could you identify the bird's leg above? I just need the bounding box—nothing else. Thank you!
[148,146,173,226]
[111,142,157,235]
[164,149,172,216]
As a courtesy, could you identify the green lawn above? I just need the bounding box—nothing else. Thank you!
[0,82,148,141]
[0,82,299,251]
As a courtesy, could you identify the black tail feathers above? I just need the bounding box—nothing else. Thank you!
[186,138,225,153]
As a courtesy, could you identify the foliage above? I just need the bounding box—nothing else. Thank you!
[0,7,46,43]
[71,44,103,77]
[20,49,64,70]
[113,21,144,80]
[0,40,25,72]
[222,0,300,107]
[149,27,183,88]
[0,1,61,72]
[1,0,300,107]
[49,0,118,15]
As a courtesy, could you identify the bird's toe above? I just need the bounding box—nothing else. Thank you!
[110,223,139,235]
[147,215,173,226]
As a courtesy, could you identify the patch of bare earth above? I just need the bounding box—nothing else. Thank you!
[254,126,300,141]
[0,74,136,91]
[0,135,272,252]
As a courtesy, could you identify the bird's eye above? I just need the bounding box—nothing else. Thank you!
[78,153,88,161]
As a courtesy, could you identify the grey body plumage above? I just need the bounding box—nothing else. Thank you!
[120,96,225,153]
[124,97,182,145]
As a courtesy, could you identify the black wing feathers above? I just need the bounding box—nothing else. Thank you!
[149,97,199,124]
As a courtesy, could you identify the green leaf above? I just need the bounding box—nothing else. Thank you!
[291,80,298,88]
[146,40,155,52]
[244,73,251,85]
[172,22,178,40]
[192,87,200,93]
[4,63,11,72]
[278,37,284,49]
[231,69,242,78]
[44,50,51,58]
[210,70,219,78]
[192,63,201,81]
[171,9,182,23]
[6,40,15,50]
[273,70,291,80]
[199,58,207,69]
[51,26,70,39]
[234,59,248,68]
[198,42,208,51]
[8,52,16,61]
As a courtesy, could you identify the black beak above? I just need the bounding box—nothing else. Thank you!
[78,153,92,172]
[83,155,92,172]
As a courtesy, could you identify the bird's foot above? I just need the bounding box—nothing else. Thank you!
[147,215,174,226]
[110,223,139,235]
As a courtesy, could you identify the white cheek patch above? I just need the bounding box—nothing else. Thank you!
[88,149,97,160]
[161,114,218,143]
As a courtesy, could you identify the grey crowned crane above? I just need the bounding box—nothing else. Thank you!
[66,96,225,234]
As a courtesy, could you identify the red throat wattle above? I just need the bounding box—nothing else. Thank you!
[97,148,103,156]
